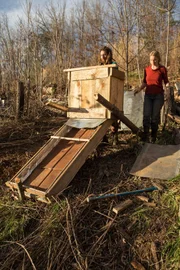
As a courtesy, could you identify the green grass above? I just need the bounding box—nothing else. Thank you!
[162,224,180,269]
[161,179,180,269]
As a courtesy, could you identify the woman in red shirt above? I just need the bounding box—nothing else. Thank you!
[134,51,169,143]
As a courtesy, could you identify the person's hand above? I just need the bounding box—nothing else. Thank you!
[133,87,141,96]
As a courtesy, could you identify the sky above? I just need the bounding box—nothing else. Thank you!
[0,0,70,26]
[0,0,179,26]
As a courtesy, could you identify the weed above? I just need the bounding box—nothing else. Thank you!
[162,224,180,269]
[130,206,151,232]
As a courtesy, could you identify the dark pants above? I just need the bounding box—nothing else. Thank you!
[143,93,164,136]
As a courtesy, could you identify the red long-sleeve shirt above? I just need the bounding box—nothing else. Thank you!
[143,65,169,94]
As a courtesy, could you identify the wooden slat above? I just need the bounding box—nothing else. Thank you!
[69,81,81,108]
[38,129,95,189]
[54,130,95,171]
[45,102,68,112]
[25,168,52,187]
[38,170,61,189]
[42,142,74,169]
[10,124,72,183]
[47,120,113,195]
[81,80,95,108]
[63,64,117,72]
[24,128,87,188]
[71,68,108,81]
[51,136,89,142]
[41,128,87,169]
[110,68,125,80]
[67,109,106,119]
[53,142,85,170]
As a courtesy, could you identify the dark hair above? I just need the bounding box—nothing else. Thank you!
[100,46,113,64]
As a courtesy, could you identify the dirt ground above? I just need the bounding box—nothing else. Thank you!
[0,111,179,270]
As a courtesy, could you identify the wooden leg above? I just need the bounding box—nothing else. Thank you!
[15,178,25,202]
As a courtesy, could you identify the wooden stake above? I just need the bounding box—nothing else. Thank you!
[46,102,68,112]
[15,178,25,202]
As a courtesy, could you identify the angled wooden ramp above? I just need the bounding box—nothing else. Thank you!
[6,119,113,203]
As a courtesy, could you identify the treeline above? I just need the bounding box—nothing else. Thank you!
[0,0,179,116]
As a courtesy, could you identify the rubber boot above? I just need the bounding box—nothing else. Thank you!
[142,126,150,142]
[151,128,158,143]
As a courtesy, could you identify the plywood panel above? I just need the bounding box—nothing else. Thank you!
[95,78,109,99]
[110,78,124,111]
[110,68,125,80]
[67,109,106,119]
[68,81,81,108]
[68,77,110,118]
[71,68,108,81]
[81,80,96,108]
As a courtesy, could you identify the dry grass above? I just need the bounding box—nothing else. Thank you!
[0,118,179,270]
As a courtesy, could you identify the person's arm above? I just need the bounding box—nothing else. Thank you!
[134,69,147,95]
[134,82,147,95]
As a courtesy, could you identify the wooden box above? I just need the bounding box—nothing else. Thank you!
[64,65,125,119]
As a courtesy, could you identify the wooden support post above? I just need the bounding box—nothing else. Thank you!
[15,178,25,202]
[94,93,142,137]
[46,102,68,112]
[16,81,25,120]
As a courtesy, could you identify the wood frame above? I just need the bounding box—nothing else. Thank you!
[6,120,113,202]
[64,65,124,119]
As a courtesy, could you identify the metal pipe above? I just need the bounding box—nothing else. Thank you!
[87,186,158,202]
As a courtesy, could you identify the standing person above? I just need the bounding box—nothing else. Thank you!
[134,50,169,143]
[100,46,119,145]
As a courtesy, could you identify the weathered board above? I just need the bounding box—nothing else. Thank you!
[64,65,125,119]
